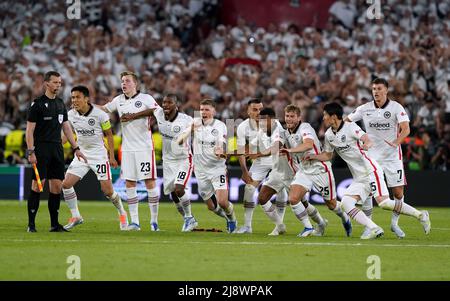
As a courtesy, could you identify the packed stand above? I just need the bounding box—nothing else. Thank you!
[0,0,449,170]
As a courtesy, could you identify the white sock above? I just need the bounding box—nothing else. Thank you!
[63,187,81,218]
[305,203,325,225]
[213,205,228,220]
[379,198,421,219]
[275,189,288,222]
[179,192,192,218]
[392,196,403,226]
[362,197,373,220]
[243,184,256,228]
[223,202,236,221]
[107,191,126,215]
[332,200,349,223]
[291,202,313,228]
[342,196,378,229]
[147,188,159,224]
[261,201,282,226]
[126,187,139,225]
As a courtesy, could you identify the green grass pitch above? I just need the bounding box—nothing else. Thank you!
[0,200,449,281]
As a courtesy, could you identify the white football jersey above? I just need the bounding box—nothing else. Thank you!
[153,107,193,161]
[272,126,299,179]
[68,105,110,160]
[104,92,159,151]
[347,99,409,162]
[285,122,332,175]
[324,122,381,181]
[236,118,272,166]
[192,118,227,171]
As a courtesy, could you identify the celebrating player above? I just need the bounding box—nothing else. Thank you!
[281,105,352,237]
[100,71,160,231]
[306,102,430,239]
[179,99,237,233]
[250,108,289,236]
[153,94,198,232]
[346,78,412,238]
[235,99,288,234]
[62,85,128,230]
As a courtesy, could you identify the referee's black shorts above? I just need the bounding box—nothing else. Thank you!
[33,142,65,180]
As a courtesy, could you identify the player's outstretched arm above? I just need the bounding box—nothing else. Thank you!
[120,109,154,122]
[305,151,333,162]
[96,104,110,113]
[282,138,314,154]
[360,134,373,150]
[103,128,118,168]
[385,121,410,147]
[176,122,194,145]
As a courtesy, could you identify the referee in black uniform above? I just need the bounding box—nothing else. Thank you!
[25,71,87,232]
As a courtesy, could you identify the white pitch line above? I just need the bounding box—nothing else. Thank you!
[2,239,450,248]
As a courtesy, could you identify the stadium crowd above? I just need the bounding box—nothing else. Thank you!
[0,0,449,170]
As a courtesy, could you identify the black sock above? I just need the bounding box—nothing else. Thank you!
[27,190,41,227]
[48,193,61,227]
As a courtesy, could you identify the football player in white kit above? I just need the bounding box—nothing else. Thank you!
[235,99,288,234]
[61,86,128,230]
[281,105,352,237]
[154,94,198,232]
[255,107,327,237]
[346,78,412,238]
[250,108,290,236]
[100,71,160,231]
[306,102,430,239]
[179,99,237,233]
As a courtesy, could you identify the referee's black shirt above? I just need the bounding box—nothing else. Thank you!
[27,94,68,143]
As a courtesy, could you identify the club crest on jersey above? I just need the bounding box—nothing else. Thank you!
[384,111,391,119]
[58,114,63,124]
[173,125,181,133]
[135,101,142,108]
[294,135,300,141]
[211,129,218,136]
[88,118,95,126]
[341,135,346,142]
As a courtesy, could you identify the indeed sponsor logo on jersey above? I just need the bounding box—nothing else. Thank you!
[161,133,175,140]
[198,140,216,146]
[76,128,95,136]
[369,122,390,129]
[336,145,351,152]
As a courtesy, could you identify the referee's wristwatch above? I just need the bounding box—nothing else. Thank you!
[72,146,80,153]
[26,147,35,157]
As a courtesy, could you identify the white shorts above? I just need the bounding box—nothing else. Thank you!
[262,170,292,193]
[121,150,157,181]
[248,162,271,182]
[380,160,407,188]
[291,169,336,201]
[195,167,228,201]
[162,157,193,195]
[66,157,111,181]
[345,169,389,201]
